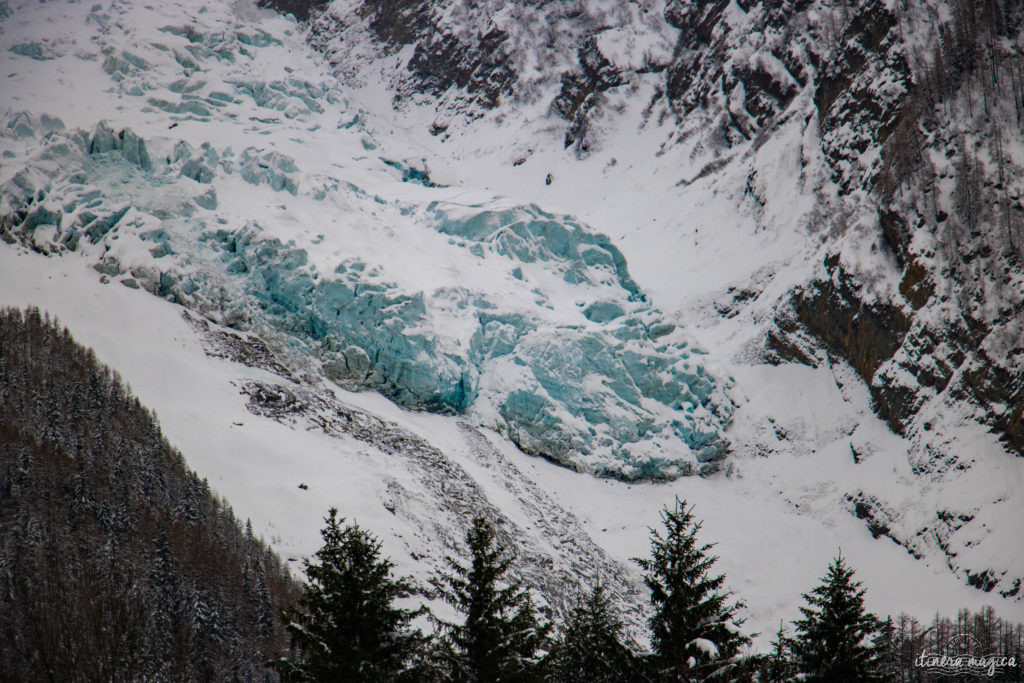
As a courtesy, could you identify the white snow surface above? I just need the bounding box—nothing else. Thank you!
[1,0,1023,650]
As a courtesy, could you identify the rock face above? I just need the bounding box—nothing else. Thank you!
[308,0,899,153]
[309,0,516,112]
[713,0,1024,475]
[553,37,625,151]
[785,0,1024,466]
[307,0,838,151]
[812,0,909,190]
[757,0,1023,598]
[308,0,678,152]
[787,255,912,384]
[256,0,330,21]
[662,0,816,141]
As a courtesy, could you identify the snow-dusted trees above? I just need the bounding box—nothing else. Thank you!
[634,498,750,682]
[878,0,1024,256]
[785,553,881,682]
[547,582,642,683]
[431,516,550,682]
[0,307,296,680]
[755,622,794,682]
[872,607,1024,681]
[277,509,425,682]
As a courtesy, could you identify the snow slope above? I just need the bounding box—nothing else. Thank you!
[1,0,1023,649]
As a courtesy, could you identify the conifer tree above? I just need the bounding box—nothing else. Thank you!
[786,552,880,682]
[279,508,424,682]
[872,615,897,681]
[548,581,642,683]
[634,498,749,682]
[756,622,793,683]
[431,516,549,682]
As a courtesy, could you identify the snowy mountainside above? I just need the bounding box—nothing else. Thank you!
[2,243,1014,646]
[1,0,1023,645]
[294,0,1024,601]
[305,0,677,151]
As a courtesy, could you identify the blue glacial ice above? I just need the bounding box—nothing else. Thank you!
[0,114,734,480]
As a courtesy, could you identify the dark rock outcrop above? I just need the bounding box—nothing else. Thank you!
[406,26,516,109]
[789,254,911,384]
[256,0,330,22]
[812,0,909,190]
[554,37,624,151]
[662,0,814,141]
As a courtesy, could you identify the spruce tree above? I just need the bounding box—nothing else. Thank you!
[786,552,880,682]
[755,622,793,682]
[279,508,424,682]
[431,516,549,682]
[548,582,642,683]
[634,498,749,682]
[872,616,896,681]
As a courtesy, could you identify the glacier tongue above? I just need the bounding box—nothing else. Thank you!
[0,0,733,480]
[0,102,733,479]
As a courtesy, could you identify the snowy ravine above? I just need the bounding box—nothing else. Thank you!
[1,0,1023,649]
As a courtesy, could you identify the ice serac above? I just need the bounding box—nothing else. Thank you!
[0,113,732,480]
[202,200,735,478]
[204,225,473,414]
[429,202,733,478]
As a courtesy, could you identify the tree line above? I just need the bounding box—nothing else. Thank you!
[0,307,299,680]
[274,500,1024,682]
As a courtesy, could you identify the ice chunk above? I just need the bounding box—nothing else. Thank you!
[87,123,152,170]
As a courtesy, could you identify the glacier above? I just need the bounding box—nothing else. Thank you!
[0,105,733,479]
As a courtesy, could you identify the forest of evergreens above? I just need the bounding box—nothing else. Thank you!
[0,307,298,681]
[878,0,1024,261]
